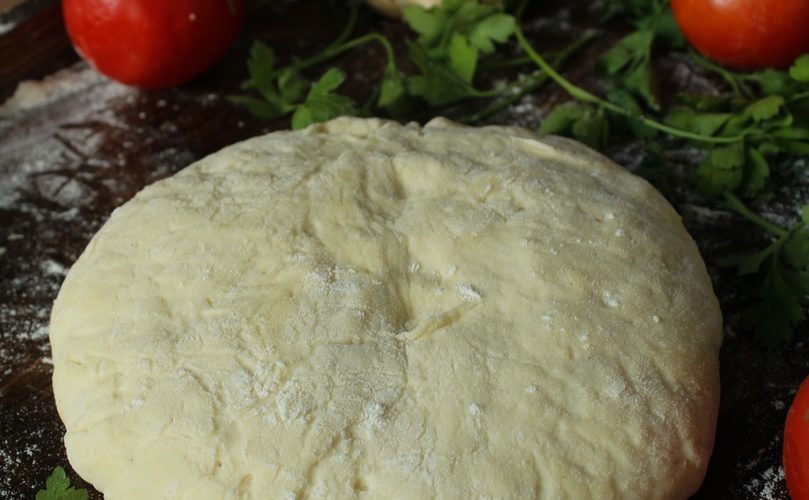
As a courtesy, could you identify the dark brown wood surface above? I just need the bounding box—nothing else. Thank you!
[0,1,806,498]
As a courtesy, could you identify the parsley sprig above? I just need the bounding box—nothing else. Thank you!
[514,26,745,145]
[233,0,559,127]
[403,0,516,105]
[36,467,87,500]
[597,0,685,112]
[722,193,809,346]
[230,29,399,128]
[665,56,809,197]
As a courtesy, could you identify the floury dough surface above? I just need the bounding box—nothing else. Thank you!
[50,117,722,499]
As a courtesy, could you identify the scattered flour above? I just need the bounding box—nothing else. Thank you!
[0,21,14,36]
[1,66,113,114]
[41,259,68,276]
[602,291,619,308]
[744,466,786,500]
[455,283,482,302]
[0,62,166,498]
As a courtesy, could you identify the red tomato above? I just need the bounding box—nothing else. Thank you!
[63,0,244,89]
[785,375,809,500]
[671,0,809,69]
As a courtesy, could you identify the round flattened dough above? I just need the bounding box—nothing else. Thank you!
[51,117,722,499]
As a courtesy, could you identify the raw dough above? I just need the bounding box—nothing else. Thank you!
[50,117,722,499]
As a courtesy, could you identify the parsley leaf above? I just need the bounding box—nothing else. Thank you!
[469,13,516,53]
[402,4,445,44]
[406,42,480,106]
[230,42,300,120]
[597,29,659,110]
[539,102,608,149]
[291,68,357,129]
[377,66,407,112]
[449,32,478,83]
[744,147,770,196]
[789,53,809,82]
[596,0,681,112]
[36,467,87,500]
[403,0,516,105]
[721,195,809,347]
[741,257,806,347]
[664,108,731,136]
[662,63,809,198]
[235,21,400,124]
[697,142,745,196]
[744,95,785,122]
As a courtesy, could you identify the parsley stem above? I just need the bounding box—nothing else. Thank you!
[514,26,744,145]
[459,71,546,123]
[514,27,600,103]
[329,0,360,50]
[361,85,382,114]
[515,0,531,21]
[272,33,397,80]
[461,31,598,123]
[481,55,534,70]
[793,91,809,102]
[690,51,753,99]
[724,191,788,238]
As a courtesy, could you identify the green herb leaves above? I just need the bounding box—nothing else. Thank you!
[404,0,515,75]
[231,42,359,128]
[234,0,518,125]
[404,0,516,105]
[789,54,809,82]
[722,195,809,346]
[599,30,659,111]
[291,68,357,129]
[597,0,683,112]
[665,58,809,198]
[539,102,608,149]
[36,467,87,500]
[230,42,306,120]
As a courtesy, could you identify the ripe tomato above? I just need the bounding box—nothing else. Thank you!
[785,375,809,500]
[63,0,245,89]
[671,0,809,69]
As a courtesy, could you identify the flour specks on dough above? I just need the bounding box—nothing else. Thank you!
[602,291,620,308]
[455,283,482,302]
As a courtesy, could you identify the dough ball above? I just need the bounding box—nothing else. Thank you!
[50,117,722,499]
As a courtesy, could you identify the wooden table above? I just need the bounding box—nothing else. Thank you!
[1,1,806,498]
